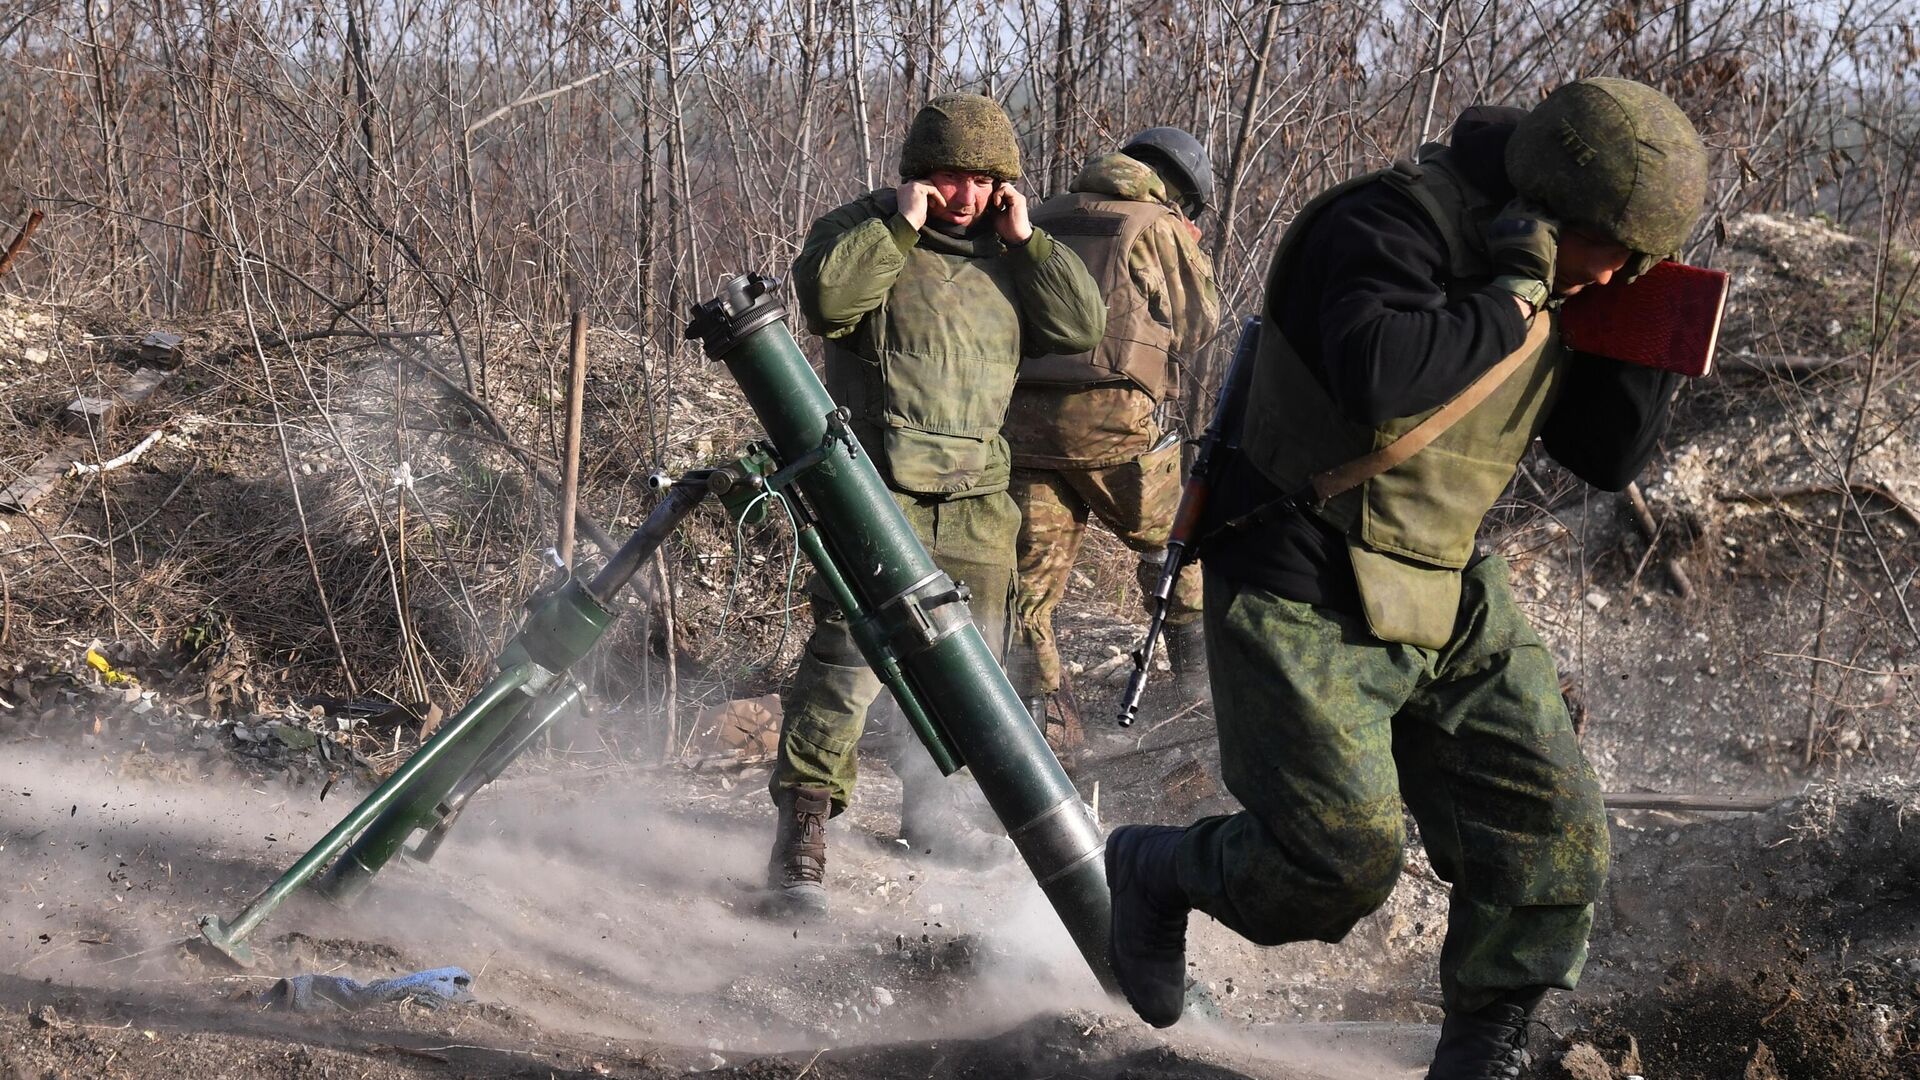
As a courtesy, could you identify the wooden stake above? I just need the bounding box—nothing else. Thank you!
[656,547,680,760]
[1625,482,1693,598]
[559,312,588,570]
[0,208,44,279]
[1602,792,1782,813]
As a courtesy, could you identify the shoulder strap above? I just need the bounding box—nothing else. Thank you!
[1210,314,1550,538]
[1306,313,1550,501]
[1377,153,1486,280]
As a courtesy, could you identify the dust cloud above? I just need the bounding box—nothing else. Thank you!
[5,730,1430,1078]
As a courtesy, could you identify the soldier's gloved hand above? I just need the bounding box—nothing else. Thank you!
[1486,199,1560,313]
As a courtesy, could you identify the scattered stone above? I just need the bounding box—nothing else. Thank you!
[1619,1035,1641,1074]
[1744,1039,1783,1080]
[1552,1043,1612,1080]
[137,330,185,367]
[690,694,782,761]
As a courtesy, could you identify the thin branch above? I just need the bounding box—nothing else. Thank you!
[463,57,645,137]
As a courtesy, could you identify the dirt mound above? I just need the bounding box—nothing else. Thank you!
[1560,973,1908,1080]
[1599,783,1920,968]
[1540,783,1920,1077]
[1715,211,1887,366]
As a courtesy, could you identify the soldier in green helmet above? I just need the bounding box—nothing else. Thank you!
[762,93,1106,919]
[1005,128,1223,756]
[1102,78,1709,1080]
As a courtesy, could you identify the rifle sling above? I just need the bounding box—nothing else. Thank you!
[1215,313,1550,533]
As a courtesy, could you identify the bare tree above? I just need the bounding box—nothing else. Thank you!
[1,0,1914,762]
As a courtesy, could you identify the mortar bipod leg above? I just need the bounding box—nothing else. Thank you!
[405,680,584,865]
[318,475,717,902]
[310,686,535,907]
[194,473,718,966]
[196,663,538,967]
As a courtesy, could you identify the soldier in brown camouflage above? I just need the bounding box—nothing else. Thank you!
[1005,129,1222,752]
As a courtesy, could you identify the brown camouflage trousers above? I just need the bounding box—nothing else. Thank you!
[1009,438,1202,696]
[1175,556,1608,1014]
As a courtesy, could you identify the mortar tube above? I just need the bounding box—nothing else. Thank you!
[589,475,712,604]
[686,274,1118,992]
[406,476,716,866]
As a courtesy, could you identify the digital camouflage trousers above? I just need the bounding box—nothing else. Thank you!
[768,489,1018,814]
[1009,439,1202,697]
[1176,555,1608,1014]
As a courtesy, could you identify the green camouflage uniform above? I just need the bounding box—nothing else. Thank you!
[1006,154,1220,696]
[770,187,1107,812]
[1174,79,1709,1013]
[1179,560,1607,1011]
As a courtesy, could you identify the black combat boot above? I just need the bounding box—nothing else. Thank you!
[1106,824,1192,1027]
[1425,989,1545,1080]
[1162,621,1209,700]
[764,784,831,918]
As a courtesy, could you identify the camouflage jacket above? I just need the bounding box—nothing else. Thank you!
[793,190,1106,500]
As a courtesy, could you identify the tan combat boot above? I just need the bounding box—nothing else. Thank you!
[764,784,831,918]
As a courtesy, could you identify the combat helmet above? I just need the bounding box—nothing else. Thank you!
[1506,78,1708,259]
[1121,126,1214,219]
[899,93,1022,182]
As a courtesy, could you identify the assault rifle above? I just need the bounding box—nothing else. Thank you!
[1117,315,1260,727]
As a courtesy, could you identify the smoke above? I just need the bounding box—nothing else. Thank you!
[1194,1016,1437,1079]
[340,751,1132,1050]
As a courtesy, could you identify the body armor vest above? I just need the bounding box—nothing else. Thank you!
[1019,193,1179,399]
[1240,147,1567,647]
[821,195,1024,500]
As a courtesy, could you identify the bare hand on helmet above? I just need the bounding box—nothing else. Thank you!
[1486,198,1560,315]
[896,180,948,232]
